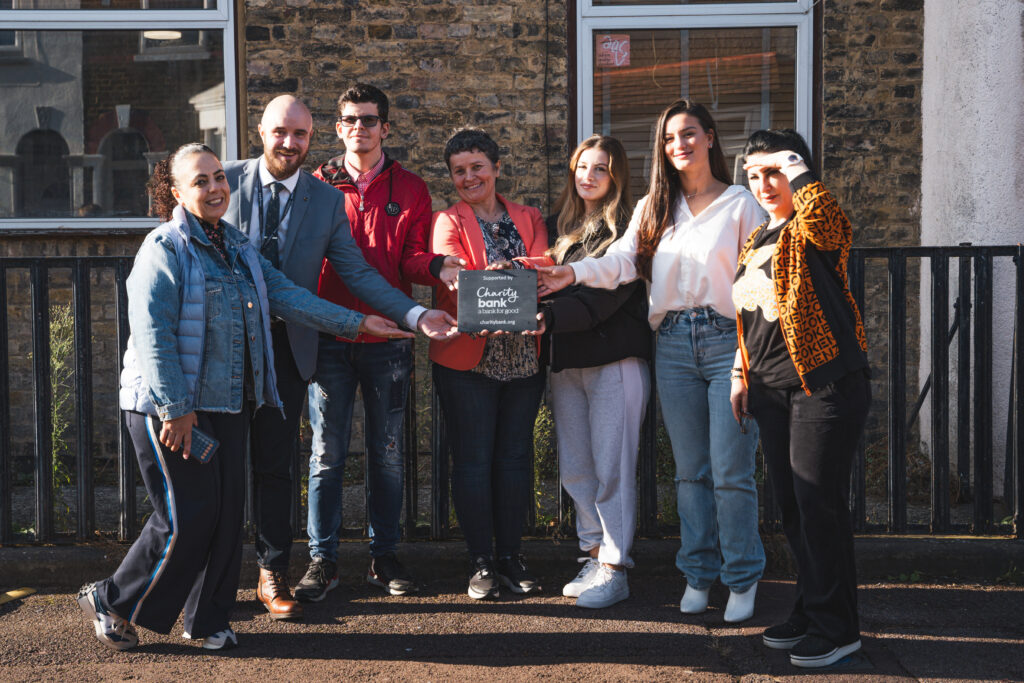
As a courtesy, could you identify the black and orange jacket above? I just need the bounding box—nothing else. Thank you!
[736,174,868,394]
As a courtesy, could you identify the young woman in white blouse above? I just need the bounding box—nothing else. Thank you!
[539,99,766,622]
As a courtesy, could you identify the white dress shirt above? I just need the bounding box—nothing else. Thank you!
[247,158,301,254]
[570,185,766,329]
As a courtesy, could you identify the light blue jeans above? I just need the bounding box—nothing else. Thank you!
[656,307,765,592]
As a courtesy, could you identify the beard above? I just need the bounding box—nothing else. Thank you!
[263,146,307,179]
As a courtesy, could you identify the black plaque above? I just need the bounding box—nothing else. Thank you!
[457,269,538,333]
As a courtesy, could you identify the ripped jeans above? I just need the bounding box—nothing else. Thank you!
[306,335,413,561]
[656,308,764,592]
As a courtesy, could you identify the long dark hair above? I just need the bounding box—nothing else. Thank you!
[549,135,632,263]
[635,100,730,281]
[146,142,216,222]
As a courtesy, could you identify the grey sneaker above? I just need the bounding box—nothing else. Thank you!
[562,557,600,598]
[294,556,339,602]
[467,555,500,600]
[76,583,138,651]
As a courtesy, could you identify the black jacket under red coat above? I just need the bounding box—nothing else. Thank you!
[541,216,651,373]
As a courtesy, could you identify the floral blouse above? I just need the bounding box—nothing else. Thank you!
[472,211,538,381]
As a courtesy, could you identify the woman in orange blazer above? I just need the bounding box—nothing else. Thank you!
[430,128,547,601]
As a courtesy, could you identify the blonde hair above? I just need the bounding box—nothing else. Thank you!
[549,135,632,264]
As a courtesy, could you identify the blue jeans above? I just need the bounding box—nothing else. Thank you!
[656,308,765,592]
[306,336,413,561]
[432,363,545,559]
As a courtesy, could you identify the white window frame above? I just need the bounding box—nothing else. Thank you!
[0,0,237,230]
[577,0,814,147]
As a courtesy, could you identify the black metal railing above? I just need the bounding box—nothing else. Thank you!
[2,245,1023,545]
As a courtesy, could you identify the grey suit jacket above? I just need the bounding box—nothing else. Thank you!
[224,158,418,380]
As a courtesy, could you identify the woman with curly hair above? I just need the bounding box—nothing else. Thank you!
[77,143,407,652]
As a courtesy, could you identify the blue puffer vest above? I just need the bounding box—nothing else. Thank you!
[119,205,283,418]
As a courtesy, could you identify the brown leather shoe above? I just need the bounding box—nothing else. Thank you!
[256,568,303,621]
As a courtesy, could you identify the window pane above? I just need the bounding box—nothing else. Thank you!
[596,1,788,5]
[0,0,212,9]
[0,30,225,219]
[593,27,796,198]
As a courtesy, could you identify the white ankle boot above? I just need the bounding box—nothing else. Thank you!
[679,584,710,614]
[724,582,757,623]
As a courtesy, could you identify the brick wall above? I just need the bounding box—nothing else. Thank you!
[243,0,570,214]
[821,0,924,453]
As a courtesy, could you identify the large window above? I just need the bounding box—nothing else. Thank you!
[578,0,813,197]
[0,0,236,229]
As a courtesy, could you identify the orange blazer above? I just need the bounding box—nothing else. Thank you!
[429,195,548,370]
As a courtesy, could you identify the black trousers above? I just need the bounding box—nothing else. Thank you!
[747,369,871,646]
[433,363,545,559]
[99,410,247,638]
[250,322,308,571]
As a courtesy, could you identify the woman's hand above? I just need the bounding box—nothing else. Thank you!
[729,377,749,425]
[537,265,576,296]
[160,412,198,458]
[360,315,416,339]
[485,261,514,271]
[521,312,546,336]
[742,150,810,180]
[439,256,467,291]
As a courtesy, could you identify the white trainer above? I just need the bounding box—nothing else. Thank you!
[680,584,710,614]
[562,557,600,598]
[202,628,237,651]
[724,582,757,623]
[576,566,629,609]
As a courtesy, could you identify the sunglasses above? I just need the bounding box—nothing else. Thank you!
[338,115,383,128]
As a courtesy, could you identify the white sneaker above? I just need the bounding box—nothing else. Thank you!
[202,628,237,651]
[576,566,629,609]
[562,557,600,598]
[724,582,757,623]
[680,584,710,614]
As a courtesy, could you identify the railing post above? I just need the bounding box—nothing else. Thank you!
[1014,245,1024,540]
[430,384,449,539]
[930,252,950,533]
[115,260,136,541]
[888,250,907,533]
[957,250,972,500]
[31,264,55,542]
[973,249,993,533]
[848,250,867,531]
[73,262,95,540]
[0,264,10,544]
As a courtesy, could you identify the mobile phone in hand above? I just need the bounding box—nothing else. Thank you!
[189,426,219,464]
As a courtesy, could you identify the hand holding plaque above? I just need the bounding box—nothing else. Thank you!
[457,269,539,333]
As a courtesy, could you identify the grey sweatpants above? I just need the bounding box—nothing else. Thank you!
[550,357,650,567]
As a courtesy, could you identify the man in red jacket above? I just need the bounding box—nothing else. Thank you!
[294,83,461,602]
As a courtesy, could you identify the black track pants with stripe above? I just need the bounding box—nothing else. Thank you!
[97,410,247,638]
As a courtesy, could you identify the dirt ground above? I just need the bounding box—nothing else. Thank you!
[2,573,1022,682]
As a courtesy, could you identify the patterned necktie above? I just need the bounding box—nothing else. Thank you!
[262,181,285,268]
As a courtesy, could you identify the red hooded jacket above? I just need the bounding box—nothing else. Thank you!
[313,154,441,343]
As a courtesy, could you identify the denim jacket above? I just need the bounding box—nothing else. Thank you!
[120,205,365,420]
